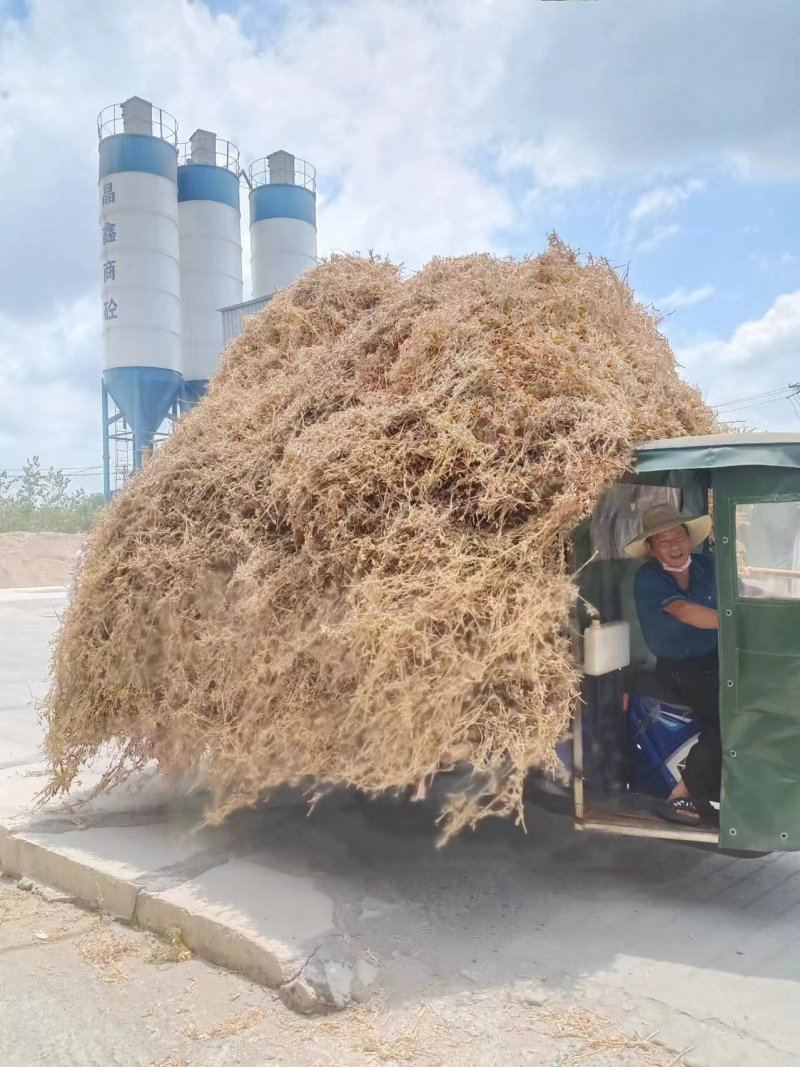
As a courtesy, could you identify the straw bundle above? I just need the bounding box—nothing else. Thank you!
[44,238,716,840]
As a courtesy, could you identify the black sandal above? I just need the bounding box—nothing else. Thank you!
[656,797,717,826]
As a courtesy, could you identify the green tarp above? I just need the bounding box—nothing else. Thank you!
[636,434,800,475]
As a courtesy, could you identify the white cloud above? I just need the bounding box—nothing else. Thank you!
[0,297,101,479]
[657,284,716,311]
[497,134,602,191]
[677,291,800,429]
[634,222,682,256]
[685,291,800,368]
[483,0,800,188]
[629,180,706,223]
[624,179,706,255]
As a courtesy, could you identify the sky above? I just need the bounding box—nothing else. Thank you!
[1,0,799,490]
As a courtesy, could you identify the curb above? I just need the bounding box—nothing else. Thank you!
[0,821,302,987]
[0,825,139,919]
[0,586,68,600]
[0,794,378,1013]
[135,889,302,988]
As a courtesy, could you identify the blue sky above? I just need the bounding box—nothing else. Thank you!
[1,0,799,488]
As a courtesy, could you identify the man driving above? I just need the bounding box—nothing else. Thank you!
[627,503,720,825]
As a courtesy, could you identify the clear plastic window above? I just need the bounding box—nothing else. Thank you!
[590,484,681,560]
[736,501,800,599]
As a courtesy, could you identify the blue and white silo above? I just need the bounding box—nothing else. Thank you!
[98,96,182,479]
[178,130,243,404]
[248,151,317,298]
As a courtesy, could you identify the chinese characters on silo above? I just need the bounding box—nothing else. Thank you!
[100,182,118,324]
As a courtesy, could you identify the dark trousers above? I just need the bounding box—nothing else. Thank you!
[655,652,721,803]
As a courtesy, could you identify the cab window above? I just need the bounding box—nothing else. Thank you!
[736,501,800,600]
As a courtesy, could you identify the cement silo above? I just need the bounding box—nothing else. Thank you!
[248,151,317,298]
[98,96,181,488]
[178,130,243,404]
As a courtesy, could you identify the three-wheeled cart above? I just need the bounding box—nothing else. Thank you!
[562,432,800,856]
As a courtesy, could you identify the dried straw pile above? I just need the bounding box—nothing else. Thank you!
[44,239,716,839]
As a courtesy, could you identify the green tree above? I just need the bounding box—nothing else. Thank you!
[0,457,105,533]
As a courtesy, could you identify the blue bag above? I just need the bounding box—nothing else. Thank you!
[626,694,702,799]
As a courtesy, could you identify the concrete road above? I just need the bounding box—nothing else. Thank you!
[2,588,800,1066]
[0,874,660,1067]
[0,587,64,772]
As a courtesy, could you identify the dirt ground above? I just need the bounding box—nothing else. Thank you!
[0,876,672,1067]
[0,533,84,588]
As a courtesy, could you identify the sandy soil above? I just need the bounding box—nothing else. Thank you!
[0,533,84,588]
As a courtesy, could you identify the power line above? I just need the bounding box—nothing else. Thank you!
[718,395,796,414]
[715,388,789,407]
[715,387,797,411]
[712,384,800,420]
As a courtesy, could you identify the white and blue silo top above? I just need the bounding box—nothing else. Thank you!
[248,151,317,298]
[177,132,240,208]
[99,95,178,183]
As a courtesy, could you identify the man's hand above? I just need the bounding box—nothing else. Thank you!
[664,601,719,630]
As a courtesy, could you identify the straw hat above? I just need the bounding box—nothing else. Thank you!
[625,503,712,559]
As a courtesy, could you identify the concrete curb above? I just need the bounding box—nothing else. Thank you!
[0,826,140,919]
[0,586,68,601]
[0,780,378,1012]
[135,889,300,987]
[0,819,307,986]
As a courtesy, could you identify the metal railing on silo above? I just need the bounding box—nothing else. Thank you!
[248,156,316,190]
[97,102,178,144]
[177,138,240,171]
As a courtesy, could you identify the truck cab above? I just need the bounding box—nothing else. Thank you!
[567,432,800,855]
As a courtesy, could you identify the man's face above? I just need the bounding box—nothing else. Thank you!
[647,524,692,568]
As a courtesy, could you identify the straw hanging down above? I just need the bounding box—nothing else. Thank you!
[43,238,717,841]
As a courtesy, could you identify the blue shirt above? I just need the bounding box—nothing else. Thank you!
[634,553,718,661]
